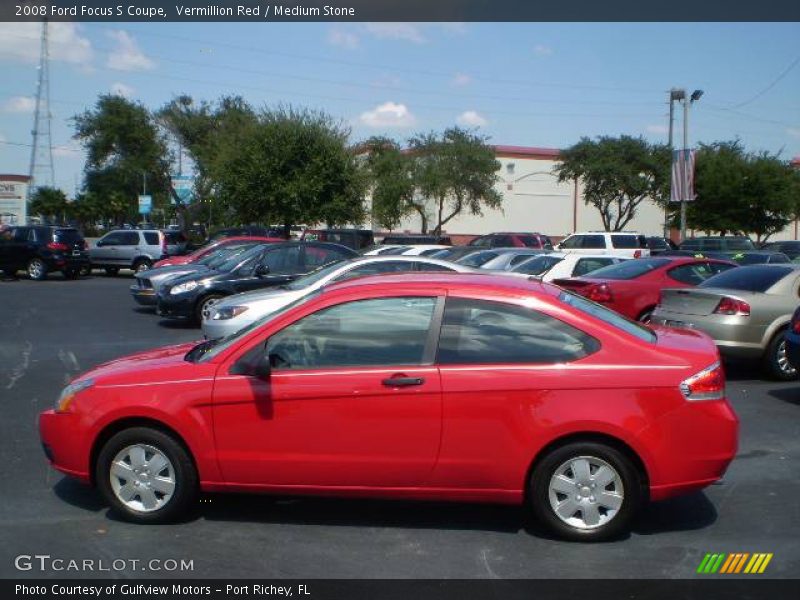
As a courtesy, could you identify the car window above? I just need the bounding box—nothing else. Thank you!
[54,229,82,245]
[266,297,437,370]
[219,244,265,273]
[580,235,606,249]
[458,251,499,268]
[260,246,301,274]
[333,260,413,282]
[512,255,563,276]
[119,231,140,245]
[709,261,736,275]
[509,253,536,267]
[493,235,514,247]
[584,258,671,280]
[573,257,614,277]
[667,262,722,285]
[419,248,442,257]
[143,231,160,245]
[12,227,29,242]
[699,265,794,292]
[610,235,639,249]
[305,245,353,269]
[100,231,126,245]
[648,238,668,250]
[517,235,541,248]
[559,235,581,249]
[469,236,491,248]
[437,298,599,365]
[558,291,656,343]
[416,261,455,272]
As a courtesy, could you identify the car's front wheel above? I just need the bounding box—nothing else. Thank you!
[528,441,643,542]
[763,330,797,381]
[27,258,48,281]
[195,294,223,324]
[96,427,198,524]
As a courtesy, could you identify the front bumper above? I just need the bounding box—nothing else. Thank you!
[39,410,91,483]
[157,291,196,319]
[130,284,157,306]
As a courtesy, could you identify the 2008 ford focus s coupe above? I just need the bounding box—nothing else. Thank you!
[39,274,738,541]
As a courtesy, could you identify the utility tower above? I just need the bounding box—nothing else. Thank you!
[27,19,55,199]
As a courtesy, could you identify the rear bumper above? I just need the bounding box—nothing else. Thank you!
[39,410,91,483]
[650,311,765,359]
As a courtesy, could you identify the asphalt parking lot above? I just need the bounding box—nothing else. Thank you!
[1,273,799,579]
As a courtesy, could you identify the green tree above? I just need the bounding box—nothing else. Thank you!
[409,127,502,235]
[363,137,418,230]
[687,142,796,242]
[211,105,367,235]
[73,94,171,224]
[555,135,670,232]
[29,187,68,224]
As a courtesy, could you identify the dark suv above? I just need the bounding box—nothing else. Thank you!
[0,225,90,280]
[468,232,553,250]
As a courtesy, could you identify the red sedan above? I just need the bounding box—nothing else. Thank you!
[153,236,283,268]
[39,273,737,541]
[554,256,738,322]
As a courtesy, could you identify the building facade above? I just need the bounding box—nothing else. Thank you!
[0,175,30,225]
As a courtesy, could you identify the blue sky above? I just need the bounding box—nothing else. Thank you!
[1,21,798,195]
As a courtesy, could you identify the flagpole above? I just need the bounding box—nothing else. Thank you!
[680,97,689,242]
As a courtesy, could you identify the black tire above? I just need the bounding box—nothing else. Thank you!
[133,258,152,273]
[762,329,797,381]
[27,258,48,281]
[194,294,224,325]
[104,267,119,277]
[63,268,80,280]
[95,427,198,524]
[527,441,643,542]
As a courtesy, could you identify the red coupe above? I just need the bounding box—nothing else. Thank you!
[153,236,283,268]
[40,273,737,541]
[554,256,738,322]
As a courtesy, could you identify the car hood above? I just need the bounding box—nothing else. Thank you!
[78,341,202,385]
[215,287,308,315]
[139,264,209,282]
[154,256,192,268]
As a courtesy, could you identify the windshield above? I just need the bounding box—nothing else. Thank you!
[458,251,497,267]
[699,265,794,292]
[513,255,563,276]
[559,290,656,343]
[283,259,348,290]
[584,258,671,280]
[216,244,265,273]
[191,290,322,363]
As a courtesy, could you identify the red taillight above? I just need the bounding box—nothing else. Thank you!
[713,297,750,316]
[792,318,800,334]
[633,249,642,258]
[47,242,69,252]
[680,362,725,401]
[586,283,613,303]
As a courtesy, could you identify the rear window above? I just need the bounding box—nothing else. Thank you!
[582,258,670,280]
[54,229,83,244]
[458,251,498,268]
[610,235,640,249]
[558,291,656,343]
[513,255,563,276]
[699,265,794,292]
[581,235,606,249]
[164,231,186,243]
[143,232,160,245]
[517,235,542,248]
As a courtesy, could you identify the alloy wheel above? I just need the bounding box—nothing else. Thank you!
[28,259,45,279]
[548,456,624,530]
[200,297,221,321]
[109,444,176,513]
[776,339,796,377]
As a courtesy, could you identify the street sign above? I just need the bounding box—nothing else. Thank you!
[171,175,195,205]
[138,194,152,215]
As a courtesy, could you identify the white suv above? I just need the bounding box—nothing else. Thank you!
[555,231,650,258]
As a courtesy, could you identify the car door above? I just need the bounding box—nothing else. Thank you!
[92,231,123,264]
[212,294,444,487]
[116,231,142,266]
[230,246,300,293]
[428,297,601,491]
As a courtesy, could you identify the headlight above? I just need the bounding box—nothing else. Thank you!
[170,280,199,295]
[55,378,94,413]
[210,306,249,321]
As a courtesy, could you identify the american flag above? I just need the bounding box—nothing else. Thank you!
[671,149,696,203]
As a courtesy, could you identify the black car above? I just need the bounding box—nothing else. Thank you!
[302,228,375,250]
[646,236,678,255]
[208,226,284,242]
[761,240,800,260]
[156,241,358,323]
[0,225,90,280]
[380,234,452,246]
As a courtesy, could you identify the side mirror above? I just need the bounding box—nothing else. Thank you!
[252,353,271,378]
[95,240,105,247]
[255,264,270,276]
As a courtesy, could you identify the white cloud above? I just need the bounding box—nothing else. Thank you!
[360,102,416,128]
[451,73,472,87]
[110,82,135,98]
[2,96,36,113]
[457,110,488,127]
[533,44,554,56]
[327,28,359,50]
[363,23,426,44]
[788,127,800,139]
[106,30,155,71]
[646,124,669,135]
[0,23,92,66]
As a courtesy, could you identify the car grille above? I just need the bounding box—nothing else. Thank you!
[139,278,153,289]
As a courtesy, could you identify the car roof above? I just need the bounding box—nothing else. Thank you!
[324,271,557,297]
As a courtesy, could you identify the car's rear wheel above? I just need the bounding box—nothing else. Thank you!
[133,259,152,273]
[195,294,223,324]
[27,258,48,281]
[528,441,643,542]
[104,267,119,276]
[763,330,797,381]
[96,427,198,524]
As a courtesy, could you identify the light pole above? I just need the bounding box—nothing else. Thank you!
[678,89,703,242]
[665,89,682,239]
